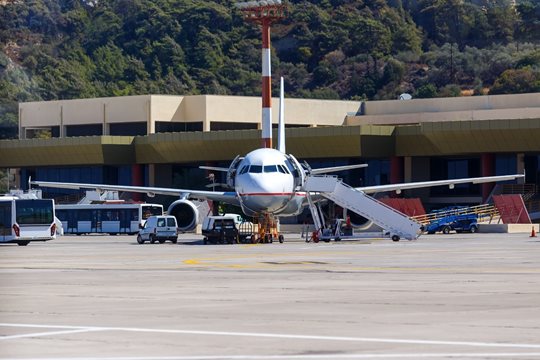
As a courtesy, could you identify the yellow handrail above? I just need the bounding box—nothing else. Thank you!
[412,204,500,225]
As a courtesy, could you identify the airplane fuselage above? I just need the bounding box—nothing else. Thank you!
[234,148,305,217]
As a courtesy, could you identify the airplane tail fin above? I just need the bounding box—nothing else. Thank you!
[277,77,286,153]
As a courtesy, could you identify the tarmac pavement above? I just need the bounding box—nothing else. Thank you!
[1,232,540,359]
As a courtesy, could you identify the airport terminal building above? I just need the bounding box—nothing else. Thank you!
[1,92,539,213]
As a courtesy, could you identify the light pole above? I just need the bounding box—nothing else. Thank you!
[235,0,288,149]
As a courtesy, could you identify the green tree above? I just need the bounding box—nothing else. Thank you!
[490,68,540,94]
[415,83,438,98]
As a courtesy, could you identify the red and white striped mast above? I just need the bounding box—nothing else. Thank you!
[235,0,288,149]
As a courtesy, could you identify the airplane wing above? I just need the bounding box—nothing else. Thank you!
[199,166,229,172]
[311,163,368,175]
[30,180,240,205]
[357,174,525,194]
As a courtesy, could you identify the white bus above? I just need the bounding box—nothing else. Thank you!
[0,196,56,246]
[55,203,163,235]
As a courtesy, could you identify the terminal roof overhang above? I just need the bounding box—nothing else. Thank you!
[396,118,540,156]
[1,119,539,168]
[0,136,135,168]
[0,125,394,167]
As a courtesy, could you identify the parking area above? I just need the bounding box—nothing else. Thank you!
[1,232,540,359]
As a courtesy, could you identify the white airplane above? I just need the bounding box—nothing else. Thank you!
[31,78,524,241]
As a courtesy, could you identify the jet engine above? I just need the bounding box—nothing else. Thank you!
[167,199,200,232]
[344,209,373,230]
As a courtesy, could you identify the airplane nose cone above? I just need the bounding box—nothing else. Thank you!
[239,174,289,213]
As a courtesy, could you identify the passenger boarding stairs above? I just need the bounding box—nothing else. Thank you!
[303,175,423,241]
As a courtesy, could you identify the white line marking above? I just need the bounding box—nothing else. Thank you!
[0,328,104,340]
[2,323,540,350]
[3,353,540,360]
[0,323,97,330]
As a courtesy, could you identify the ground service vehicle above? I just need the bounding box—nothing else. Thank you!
[426,214,479,234]
[137,215,178,244]
[56,203,163,235]
[202,215,255,244]
[0,195,56,246]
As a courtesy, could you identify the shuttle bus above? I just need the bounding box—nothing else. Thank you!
[55,203,163,235]
[0,196,56,246]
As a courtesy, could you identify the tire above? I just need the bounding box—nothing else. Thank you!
[159,239,165,244]
[442,226,451,234]
[17,241,29,246]
[150,234,156,244]
[278,234,284,243]
[469,225,478,233]
[171,237,177,244]
[391,235,400,242]
[203,237,208,245]
[137,235,144,244]
[335,237,341,242]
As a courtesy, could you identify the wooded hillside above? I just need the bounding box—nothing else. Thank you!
[1,0,539,139]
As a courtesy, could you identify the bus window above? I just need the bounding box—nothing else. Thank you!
[142,205,162,219]
[0,202,12,236]
[56,209,68,221]
[78,209,92,221]
[15,200,53,225]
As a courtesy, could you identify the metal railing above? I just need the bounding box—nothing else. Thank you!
[412,204,499,225]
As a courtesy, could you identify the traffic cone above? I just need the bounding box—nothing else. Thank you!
[530,226,537,238]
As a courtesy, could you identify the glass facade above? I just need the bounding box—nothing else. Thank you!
[525,155,540,185]
[495,154,517,176]
[110,122,147,136]
[430,157,481,196]
[210,122,258,131]
[65,124,103,137]
[155,122,203,133]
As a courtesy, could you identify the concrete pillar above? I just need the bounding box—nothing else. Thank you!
[481,153,495,202]
[102,103,109,136]
[404,156,412,183]
[517,153,525,184]
[18,107,25,140]
[146,99,154,135]
[131,164,143,201]
[203,119,211,132]
[60,105,65,138]
[148,164,155,187]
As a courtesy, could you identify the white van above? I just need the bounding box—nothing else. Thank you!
[137,215,178,244]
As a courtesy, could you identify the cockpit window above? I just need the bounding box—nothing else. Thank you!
[239,166,249,175]
[263,165,278,173]
[249,165,263,173]
[278,165,289,174]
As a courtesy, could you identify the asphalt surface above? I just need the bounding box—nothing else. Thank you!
[1,232,540,359]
